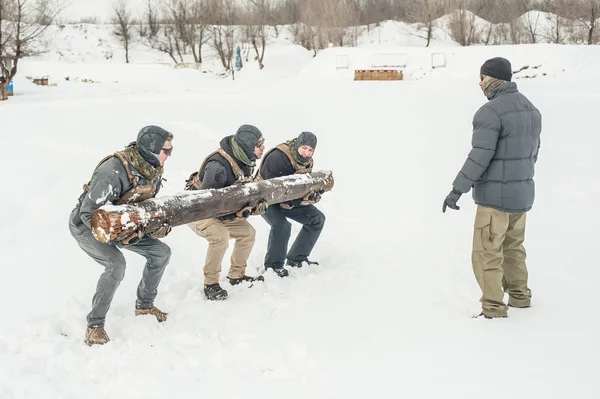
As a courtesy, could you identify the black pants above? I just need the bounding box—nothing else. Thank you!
[262,204,325,269]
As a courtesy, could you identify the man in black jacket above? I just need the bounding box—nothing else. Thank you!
[186,125,267,300]
[256,132,326,278]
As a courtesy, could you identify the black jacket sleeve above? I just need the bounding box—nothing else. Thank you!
[260,150,295,180]
[201,161,228,190]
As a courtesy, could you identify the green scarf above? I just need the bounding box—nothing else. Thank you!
[231,137,256,167]
[481,76,508,99]
[122,142,163,184]
[287,139,312,166]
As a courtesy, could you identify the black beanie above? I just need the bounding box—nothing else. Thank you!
[295,131,317,151]
[136,125,173,167]
[480,57,512,82]
[235,124,263,160]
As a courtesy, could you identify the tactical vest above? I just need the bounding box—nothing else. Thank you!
[255,142,313,181]
[79,152,160,205]
[185,148,254,190]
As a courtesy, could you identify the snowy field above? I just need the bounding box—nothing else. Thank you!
[1,22,599,399]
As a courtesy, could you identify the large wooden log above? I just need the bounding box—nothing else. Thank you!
[91,170,334,243]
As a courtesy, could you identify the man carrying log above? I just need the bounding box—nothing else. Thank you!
[256,132,326,278]
[185,125,268,301]
[68,126,174,346]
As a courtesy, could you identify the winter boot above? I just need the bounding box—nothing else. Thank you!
[508,303,531,308]
[286,259,319,268]
[228,275,265,286]
[271,267,289,278]
[135,306,168,322]
[84,326,110,346]
[204,283,228,301]
[474,312,507,319]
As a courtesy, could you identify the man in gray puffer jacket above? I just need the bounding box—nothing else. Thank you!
[69,126,174,346]
[443,57,542,319]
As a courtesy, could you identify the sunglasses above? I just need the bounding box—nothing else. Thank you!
[480,74,485,82]
[161,146,173,155]
[256,139,265,147]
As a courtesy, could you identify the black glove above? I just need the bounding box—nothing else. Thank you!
[442,189,462,213]
[219,213,237,221]
[300,189,324,206]
[149,223,172,239]
[122,226,147,246]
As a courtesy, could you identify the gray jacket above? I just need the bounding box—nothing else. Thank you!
[453,82,542,213]
[71,157,161,229]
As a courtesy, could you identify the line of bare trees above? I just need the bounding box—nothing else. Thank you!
[110,0,600,68]
[442,0,600,46]
[112,0,275,71]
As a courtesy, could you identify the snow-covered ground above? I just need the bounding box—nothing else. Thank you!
[1,19,599,399]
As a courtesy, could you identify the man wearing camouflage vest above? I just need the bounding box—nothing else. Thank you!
[256,132,326,278]
[443,57,542,319]
[186,125,267,301]
[69,125,174,346]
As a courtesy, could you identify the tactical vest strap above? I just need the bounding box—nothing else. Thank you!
[82,152,137,192]
[191,148,252,189]
[217,148,248,181]
[255,143,313,181]
[276,143,314,173]
[113,151,139,186]
[79,151,159,206]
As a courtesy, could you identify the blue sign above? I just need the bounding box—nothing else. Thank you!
[235,46,243,71]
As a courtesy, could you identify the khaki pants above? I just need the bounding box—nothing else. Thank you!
[472,205,532,317]
[188,218,256,285]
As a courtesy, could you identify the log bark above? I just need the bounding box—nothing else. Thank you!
[91,171,334,243]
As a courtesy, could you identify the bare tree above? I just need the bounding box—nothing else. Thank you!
[164,0,209,63]
[520,5,541,42]
[289,22,317,54]
[139,0,160,39]
[208,0,237,71]
[298,0,360,49]
[242,0,272,69]
[571,0,600,44]
[138,1,186,63]
[112,0,133,63]
[403,0,445,47]
[191,0,211,63]
[540,0,576,43]
[446,0,485,46]
[274,0,300,25]
[0,0,64,101]
[389,0,411,21]
[360,0,393,25]
[298,0,325,51]
[504,0,534,43]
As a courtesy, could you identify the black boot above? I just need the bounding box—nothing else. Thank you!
[270,267,289,278]
[204,283,228,301]
[286,259,319,268]
[228,275,265,286]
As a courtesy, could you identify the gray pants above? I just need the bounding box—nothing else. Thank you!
[69,209,171,328]
[262,204,325,269]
